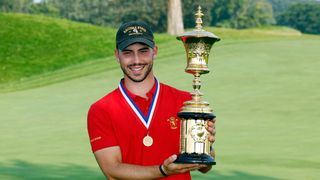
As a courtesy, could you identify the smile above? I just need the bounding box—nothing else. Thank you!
[129,64,145,72]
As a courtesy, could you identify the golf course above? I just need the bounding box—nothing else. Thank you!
[1,13,320,179]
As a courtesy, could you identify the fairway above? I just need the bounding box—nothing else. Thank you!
[1,30,320,179]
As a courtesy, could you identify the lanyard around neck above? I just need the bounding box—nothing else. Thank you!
[119,79,160,129]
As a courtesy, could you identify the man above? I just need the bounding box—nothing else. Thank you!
[87,21,216,179]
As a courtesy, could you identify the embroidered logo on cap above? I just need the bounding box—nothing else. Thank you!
[124,26,147,36]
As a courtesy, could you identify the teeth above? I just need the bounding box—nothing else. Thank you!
[130,65,144,71]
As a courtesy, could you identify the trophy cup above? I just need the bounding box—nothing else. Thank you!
[174,6,220,165]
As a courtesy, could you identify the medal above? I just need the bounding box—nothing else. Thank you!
[143,135,153,147]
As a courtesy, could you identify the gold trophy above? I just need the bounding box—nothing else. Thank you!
[174,6,220,165]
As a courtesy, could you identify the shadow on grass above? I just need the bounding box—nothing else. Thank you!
[199,171,278,180]
[1,160,279,180]
[0,160,103,179]
[192,169,279,180]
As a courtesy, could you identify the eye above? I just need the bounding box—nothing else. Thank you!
[139,48,150,54]
[122,51,132,55]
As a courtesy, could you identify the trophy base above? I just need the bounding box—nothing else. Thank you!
[174,153,216,165]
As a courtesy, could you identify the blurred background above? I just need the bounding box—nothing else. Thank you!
[1,0,320,34]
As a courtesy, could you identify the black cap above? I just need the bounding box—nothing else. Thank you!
[116,21,154,50]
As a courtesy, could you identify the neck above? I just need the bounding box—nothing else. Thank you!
[123,74,155,98]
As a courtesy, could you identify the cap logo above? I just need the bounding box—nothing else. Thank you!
[124,26,146,36]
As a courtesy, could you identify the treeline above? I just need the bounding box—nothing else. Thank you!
[0,0,319,34]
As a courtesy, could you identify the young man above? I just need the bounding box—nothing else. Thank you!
[87,21,216,179]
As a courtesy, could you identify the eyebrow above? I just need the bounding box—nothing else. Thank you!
[139,47,150,51]
[120,49,132,52]
[121,46,150,52]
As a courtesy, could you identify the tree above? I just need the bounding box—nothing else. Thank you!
[182,0,214,29]
[211,0,251,28]
[1,0,287,32]
[28,1,59,16]
[210,0,275,29]
[167,0,184,35]
[267,0,317,19]
[247,0,275,27]
[0,0,33,13]
[45,0,167,32]
[278,2,320,34]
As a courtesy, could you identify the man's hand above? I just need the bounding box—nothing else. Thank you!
[207,118,216,144]
[199,118,216,173]
[161,154,207,176]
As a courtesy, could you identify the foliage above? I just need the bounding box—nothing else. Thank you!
[267,0,316,18]
[46,0,168,32]
[1,0,319,33]
[27,0,59,16]
[0,0,33,12]
[1,0,277,32]
[277,2,320,34]
[182,0,214,29]
[182,0,275,29]
[210,0,275,29]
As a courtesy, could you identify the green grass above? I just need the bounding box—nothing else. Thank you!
[1,14,320,179]
[0,13,116,84]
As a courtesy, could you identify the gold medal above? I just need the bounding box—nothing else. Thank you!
[143,135,153,147]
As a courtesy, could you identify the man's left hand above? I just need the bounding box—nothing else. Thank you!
[199,118,216,173]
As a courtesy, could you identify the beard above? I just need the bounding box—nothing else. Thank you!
[121,62,153,83]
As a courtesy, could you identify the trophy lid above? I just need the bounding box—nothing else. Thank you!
[177,6,220,42]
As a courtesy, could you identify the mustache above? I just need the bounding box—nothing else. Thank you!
[128,63,146,67]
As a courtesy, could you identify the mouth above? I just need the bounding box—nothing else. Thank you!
[128,64,145,74]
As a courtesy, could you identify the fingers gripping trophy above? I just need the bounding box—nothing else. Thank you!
[174,6,220,165]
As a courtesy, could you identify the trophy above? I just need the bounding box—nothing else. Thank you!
[174,6,220,165]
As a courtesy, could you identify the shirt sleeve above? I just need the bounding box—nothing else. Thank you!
[87,103,118,153]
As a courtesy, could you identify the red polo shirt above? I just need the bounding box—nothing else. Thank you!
[87,79,192,180]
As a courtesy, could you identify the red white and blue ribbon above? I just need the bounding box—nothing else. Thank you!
[119,79,160,129]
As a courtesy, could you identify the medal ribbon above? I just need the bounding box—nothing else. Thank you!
[119,79,160,129]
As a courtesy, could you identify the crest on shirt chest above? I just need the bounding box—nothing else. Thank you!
[167,117,179,129]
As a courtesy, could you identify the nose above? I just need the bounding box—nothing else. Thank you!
[132,52,141,64]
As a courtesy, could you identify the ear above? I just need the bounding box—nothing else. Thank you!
[114,49,120,63]
[152,46,158,58]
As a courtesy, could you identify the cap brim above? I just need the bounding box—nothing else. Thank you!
[118,37,154,50]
